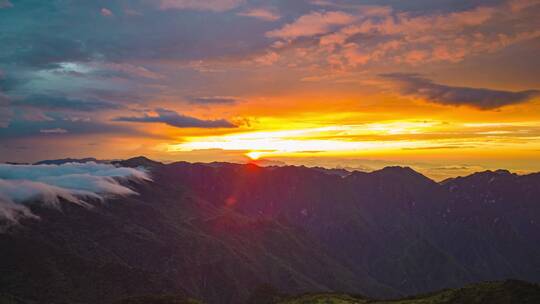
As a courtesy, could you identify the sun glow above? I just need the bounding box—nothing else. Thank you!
[165,121,447,156]
[161,118,540,162]
[246,151,265,160]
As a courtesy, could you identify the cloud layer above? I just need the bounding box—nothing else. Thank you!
[186,96,239,104]
[0,70,12,128]
[238,7,281,21]
[267,11,355,39]
[383,73,540,109]
[0,162,150,224]
[0,0,539,167]
[158,0,244,12]
[0,92,11,128]
[114,108,236,128]
[13,94,122,111]
[266,0,540,68]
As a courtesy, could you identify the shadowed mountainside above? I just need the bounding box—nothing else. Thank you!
[1,157,539,304]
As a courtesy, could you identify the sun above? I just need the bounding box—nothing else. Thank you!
[246,151,264,160]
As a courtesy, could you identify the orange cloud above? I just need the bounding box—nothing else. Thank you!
[266,11,355,39]
[238,7,280,21]
[265,0,540,70]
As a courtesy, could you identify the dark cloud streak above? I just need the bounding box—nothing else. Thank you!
[0,70,12,127]
[0,118,141,139]
[186,96,239,104]
[0,92,11,127]
[13,95,123,112]
[382,73,540,110]
[113,108,236,128]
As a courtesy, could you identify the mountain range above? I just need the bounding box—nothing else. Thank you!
[1,157,539,304]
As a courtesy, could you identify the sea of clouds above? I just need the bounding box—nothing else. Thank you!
[0,162,150,224]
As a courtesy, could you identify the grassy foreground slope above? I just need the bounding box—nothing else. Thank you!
[109,280,540,304]
[275,280,540,304]
[115,295,203,304]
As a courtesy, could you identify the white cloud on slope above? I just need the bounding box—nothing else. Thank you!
[0,162,150,224]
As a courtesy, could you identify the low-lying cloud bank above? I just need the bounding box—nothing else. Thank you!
[0,162,150,224]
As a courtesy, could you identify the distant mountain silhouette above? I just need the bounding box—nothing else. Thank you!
[33,157,101,165]
[1,157,539,304]
[111,156,164,168]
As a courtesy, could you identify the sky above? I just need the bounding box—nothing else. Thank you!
[0,0,539,180]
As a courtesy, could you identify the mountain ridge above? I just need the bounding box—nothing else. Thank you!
[26,155,537,181]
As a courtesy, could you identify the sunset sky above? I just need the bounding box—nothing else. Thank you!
[1,0,539,179]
